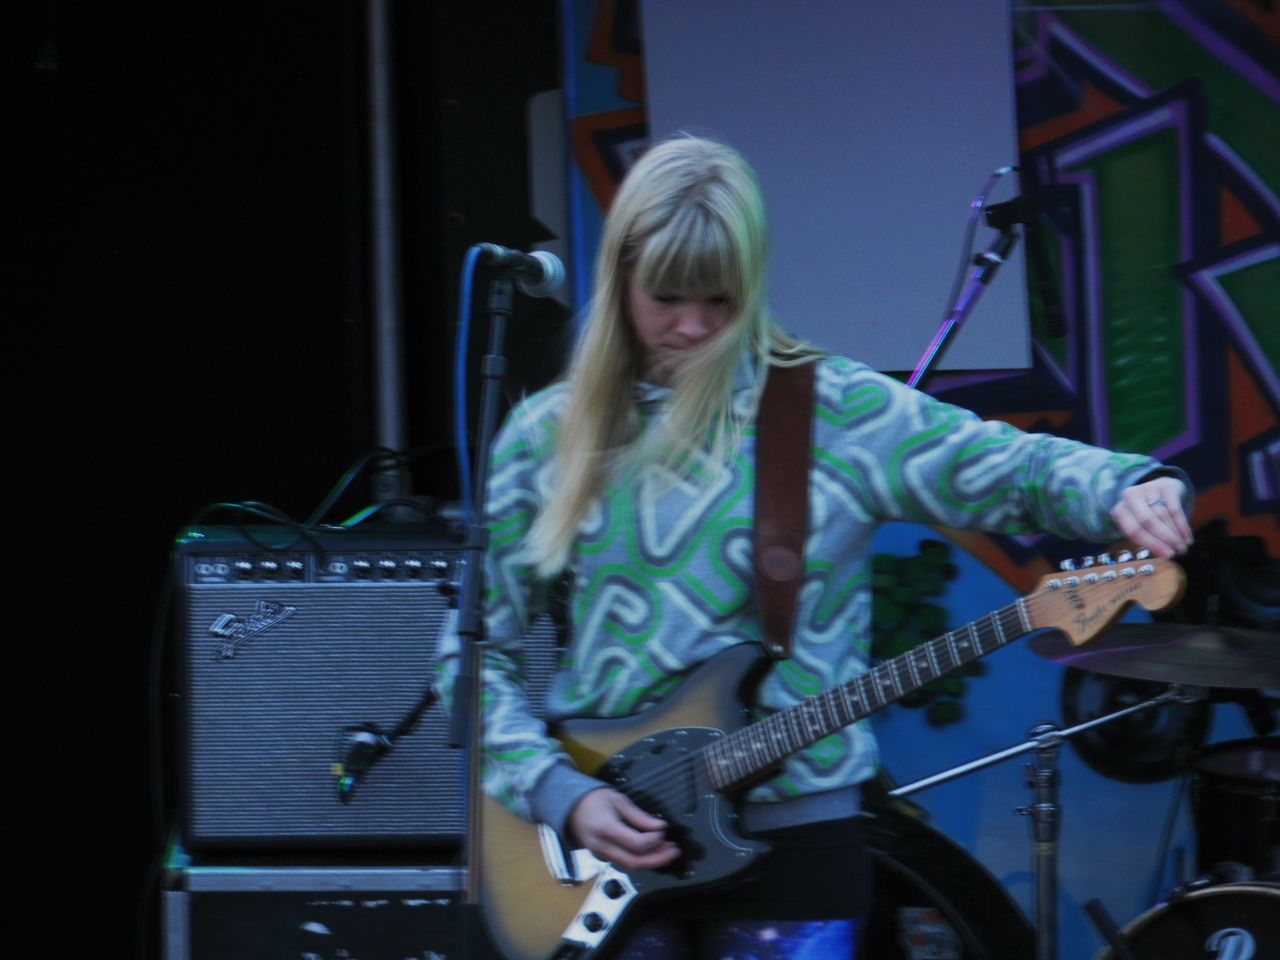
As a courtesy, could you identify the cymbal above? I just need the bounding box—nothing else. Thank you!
[1029,623,1280,689]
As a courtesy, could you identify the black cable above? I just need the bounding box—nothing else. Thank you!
[340,497,442,527]
[1147,771,1190,908]
[147,566,175,848]
[134,846,166,960]
[187,501,326,555]
[305,445,405,528]
[137,563,177,960]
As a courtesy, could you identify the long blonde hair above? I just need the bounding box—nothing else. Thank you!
[525,136,816,575]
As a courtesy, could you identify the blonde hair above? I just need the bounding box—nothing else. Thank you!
[525,136,817,575]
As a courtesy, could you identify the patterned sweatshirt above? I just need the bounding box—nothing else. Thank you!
[437,355,1182,837]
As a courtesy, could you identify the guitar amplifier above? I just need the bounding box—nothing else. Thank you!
[162,865,468,960]
[174,524,562,850]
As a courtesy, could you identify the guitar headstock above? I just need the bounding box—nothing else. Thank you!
[1026,551,1186,647]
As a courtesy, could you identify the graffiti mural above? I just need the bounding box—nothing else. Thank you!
[936,1,1277,580]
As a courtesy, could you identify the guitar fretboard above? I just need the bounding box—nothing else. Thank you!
[703,598,1032,790]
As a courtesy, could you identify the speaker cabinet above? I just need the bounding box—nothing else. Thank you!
[163,866,466,960]
[174,525,560,850]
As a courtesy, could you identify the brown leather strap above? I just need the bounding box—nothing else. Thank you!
[754,360,817,660]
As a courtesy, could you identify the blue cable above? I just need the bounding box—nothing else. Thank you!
[454,245,483,525]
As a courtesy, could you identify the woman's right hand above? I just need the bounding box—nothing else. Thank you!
[567,787,681,871]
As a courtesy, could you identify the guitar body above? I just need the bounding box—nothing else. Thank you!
[479,643,771,960]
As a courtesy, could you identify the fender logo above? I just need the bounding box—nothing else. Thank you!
[210,600,297,660]
[1073,605,1108,635]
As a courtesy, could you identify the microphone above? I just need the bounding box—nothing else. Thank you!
[476,243,565,298]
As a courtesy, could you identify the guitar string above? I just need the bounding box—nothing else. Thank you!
[615,568,1153,803]
[628,607,1017,803]
[592,572,1150,827]
[600,604,1022,806]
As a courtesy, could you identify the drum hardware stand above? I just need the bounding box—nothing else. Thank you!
[1021,722,1061,960]
[889,683,1207,960]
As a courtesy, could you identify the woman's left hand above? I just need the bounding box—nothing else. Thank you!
[1110,477,1194,558]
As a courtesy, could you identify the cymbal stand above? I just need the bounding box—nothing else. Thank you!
[888,683,1206,960]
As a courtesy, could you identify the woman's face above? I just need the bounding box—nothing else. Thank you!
[627,276,732,385]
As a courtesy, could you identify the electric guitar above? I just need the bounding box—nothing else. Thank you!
[480,554,1185,960]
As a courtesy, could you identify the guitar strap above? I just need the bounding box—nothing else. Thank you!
[754,360,817,661]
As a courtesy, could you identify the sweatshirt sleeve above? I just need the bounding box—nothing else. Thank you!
[434,388,601,832]
[820,358,1193,538]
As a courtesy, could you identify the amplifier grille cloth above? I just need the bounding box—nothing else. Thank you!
[183,580,559,847]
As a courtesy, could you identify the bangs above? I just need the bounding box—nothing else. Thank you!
[632,203,744,303]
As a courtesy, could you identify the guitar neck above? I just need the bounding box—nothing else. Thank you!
[704,598,1032,791]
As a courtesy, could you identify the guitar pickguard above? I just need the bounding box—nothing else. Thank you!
[597,727,768,892]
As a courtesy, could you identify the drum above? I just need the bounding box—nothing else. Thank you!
[861,804,1035,960]
[1095,883,1279,960]
[1191,737,1280,878]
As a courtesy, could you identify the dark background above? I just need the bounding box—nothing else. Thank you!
[11,1,567,951]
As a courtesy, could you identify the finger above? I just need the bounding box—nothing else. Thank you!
[592,838,680,871]
[1133,479,1194,551]
[1112,505,1169,557]
[1160,481,1194,544]
[611,793,669,832]
[1142,487,1193,555]
[595,820,667,854]
[1126,511,1179,557]
[1113,489,1185,557]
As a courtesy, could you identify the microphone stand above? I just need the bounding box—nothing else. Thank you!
[907,201,1023,390]
[448,276,516,960]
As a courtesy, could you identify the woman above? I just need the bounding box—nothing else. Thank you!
[442,135,1192,957]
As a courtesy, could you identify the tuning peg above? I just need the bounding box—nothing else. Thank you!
[1059,558,1077,571]
[1098,553,1114,565]
[1117,550,1133,562]
[1080,555,1095,568]
[1136,549,1151,560]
